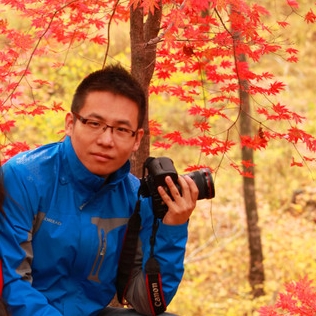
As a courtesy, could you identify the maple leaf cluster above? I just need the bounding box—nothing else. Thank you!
[0,0,315,173]
[148,0,316,174]
[0,0,129,161]
[259,276,316,315]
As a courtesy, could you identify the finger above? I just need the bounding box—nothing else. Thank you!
[164,176,182,200]
[157,183,172,203]
[179,175,199,200]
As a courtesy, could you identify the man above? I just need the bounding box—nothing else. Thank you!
[0,173,10,316]
[0,263,9,316]
[0,64,198,316]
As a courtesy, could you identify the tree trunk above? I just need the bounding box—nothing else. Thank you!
[230,5,265,296]
[238,52,265,298]
[129,2,162,177]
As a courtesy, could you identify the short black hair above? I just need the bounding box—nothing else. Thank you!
[71,64,146,128]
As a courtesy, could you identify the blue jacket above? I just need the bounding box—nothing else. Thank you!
[0,136,188,316]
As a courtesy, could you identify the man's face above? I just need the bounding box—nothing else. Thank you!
[65,91,144,177]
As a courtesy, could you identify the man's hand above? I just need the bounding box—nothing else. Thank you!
[157,175,199,225]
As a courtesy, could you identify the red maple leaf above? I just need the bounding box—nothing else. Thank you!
[194,121,211,132]
[51,101,65,112]
[242,160,256,168]
[156,60,177,79]
[164,131,188,145]
[287,127,311,144]
[268,81,286,95]
[287,0,299,9]
[286,48,299,54]
[305,9,316,23]
[184,164,214,173]
[2,141,30,162]
[277,21,289,28]
[32,79,51,86]
[90,35,107,45]
[287,55,298,63]
[230,162,254,178]
[0,120,15,132]
[257,103,305,123]
[199,137,236,156]
[260,72,274,80]
[148,119,162,136]
[241,171,254,178]
[185,80,202,88]
[129,0,160,15]
[291,157,304,167]
[221,83,239,93]
[241,135,268,150]
[220,60,233,68]
[52,62,65,68]
[152,141,171,150]
[149,84,168,95]
[258,305,279,316]
[303,156,316,162]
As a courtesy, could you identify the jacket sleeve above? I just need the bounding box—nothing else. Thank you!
[0,259,3,296]
[124,197,188,315]
[0,163,63,316]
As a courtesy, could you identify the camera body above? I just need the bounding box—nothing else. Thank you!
[139,157,215,219]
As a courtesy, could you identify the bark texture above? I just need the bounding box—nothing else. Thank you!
[129,2,162,177]
[238,52,265,297]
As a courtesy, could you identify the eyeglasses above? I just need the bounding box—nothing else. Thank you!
[72,112,137,141]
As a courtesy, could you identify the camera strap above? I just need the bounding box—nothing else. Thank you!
[145,217,166,315]
[116,203,166,315]
[116,199,141,304]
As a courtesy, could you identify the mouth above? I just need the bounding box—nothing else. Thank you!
[91,153,113,162]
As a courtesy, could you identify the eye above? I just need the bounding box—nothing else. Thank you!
[115,127,131,134]
[86,120,101,128]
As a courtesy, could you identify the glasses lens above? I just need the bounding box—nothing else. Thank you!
[75,113,135,141]
[112,128,133,141]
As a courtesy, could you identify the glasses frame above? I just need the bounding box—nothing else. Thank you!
[72,112,137,138]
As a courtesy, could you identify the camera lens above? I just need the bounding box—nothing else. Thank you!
[185,168,215,200]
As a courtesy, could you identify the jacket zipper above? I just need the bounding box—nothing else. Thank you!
[92,228,106,276]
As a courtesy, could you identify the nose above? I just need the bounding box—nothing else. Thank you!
[102,125,114,134]
[97,126,115,146]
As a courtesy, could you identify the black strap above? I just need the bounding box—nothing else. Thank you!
[145,257,166,315]
[116,200,141,304]
[116,203,167,315]
[116,159,167,315]
[145,218,166,315]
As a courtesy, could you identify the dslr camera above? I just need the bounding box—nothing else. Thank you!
[139,157,215,219]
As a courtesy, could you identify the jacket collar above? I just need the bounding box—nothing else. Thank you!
[61,136,130,193]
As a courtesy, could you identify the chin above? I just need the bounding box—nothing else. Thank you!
[94,170,109,178]
[84,161,110,177]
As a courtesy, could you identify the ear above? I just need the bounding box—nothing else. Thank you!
[65,112,74,136]
[132,128,144,152]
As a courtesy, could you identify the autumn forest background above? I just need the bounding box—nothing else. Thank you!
[1,0,316,315]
